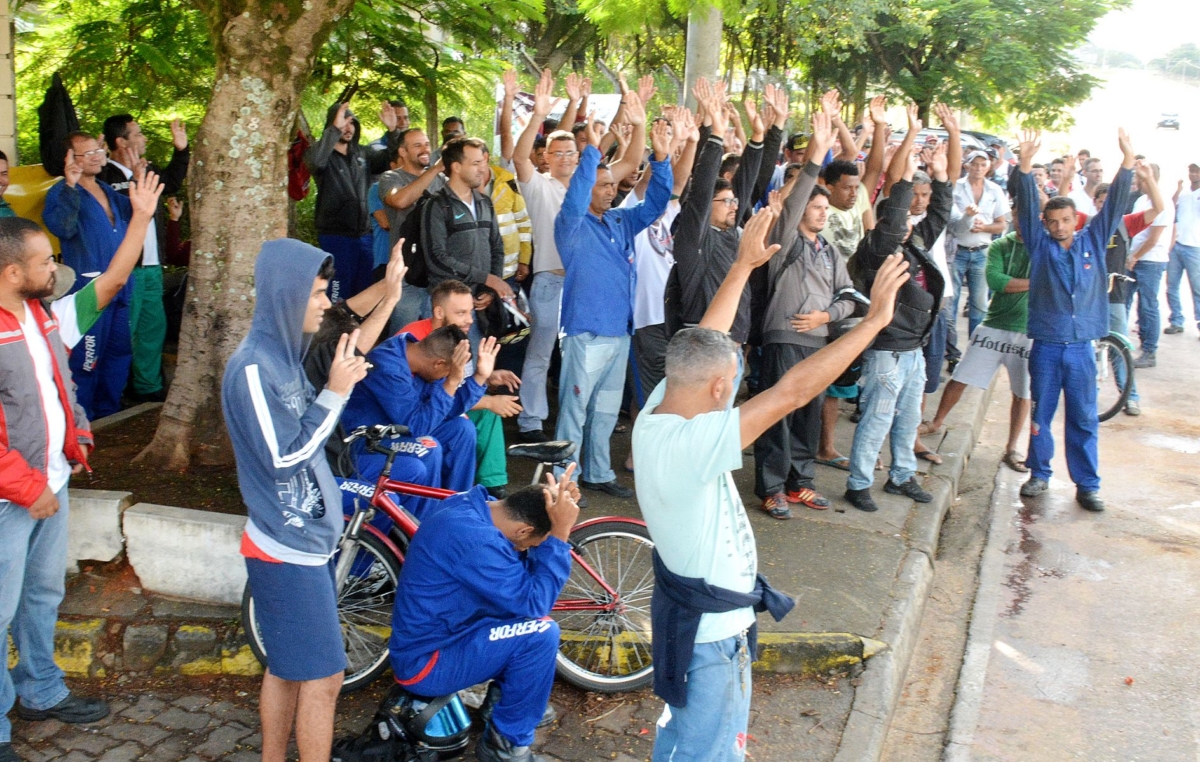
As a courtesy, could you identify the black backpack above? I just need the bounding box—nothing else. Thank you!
[395,191,449,289]
[331,687,461,762]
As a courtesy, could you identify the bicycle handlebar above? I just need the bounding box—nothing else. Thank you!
[343,424,412,446]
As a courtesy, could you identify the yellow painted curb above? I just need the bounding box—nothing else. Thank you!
[53,619,105,677]
[221,644,265,677]
[180,656,225,676]
[752,632,889,675]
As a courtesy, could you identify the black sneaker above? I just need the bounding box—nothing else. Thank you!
[844,487,879,512]
[0,743,23,762]
[516,429,548,444]
[884,478,933,503]
[1020,477,1049,498]
[476,723,549,762]
[478,683,558,729]
[579,479,634,499]
[1133,352,1156,369]
[1164,325,1184,335]
[17,693,109,724]
[1076,490,1105,512]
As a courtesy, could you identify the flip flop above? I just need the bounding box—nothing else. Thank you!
[1002,450,1030,473]
[816,456,851,472]
[915,449,943,465]
[918,420,944,436]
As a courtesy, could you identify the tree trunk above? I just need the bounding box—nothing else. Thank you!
[137,0,354,470]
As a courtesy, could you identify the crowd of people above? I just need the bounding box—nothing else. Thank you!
[1,63,1195,762]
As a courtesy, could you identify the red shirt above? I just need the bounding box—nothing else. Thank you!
[402,318,433,340]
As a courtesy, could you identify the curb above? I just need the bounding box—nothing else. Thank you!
[833,377,998,762]
[90,401,163,433]
[754,633,888,676]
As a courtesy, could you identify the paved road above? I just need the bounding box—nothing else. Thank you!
[944,310,1200,761]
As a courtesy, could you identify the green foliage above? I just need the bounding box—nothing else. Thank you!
[1150,43,1200,76]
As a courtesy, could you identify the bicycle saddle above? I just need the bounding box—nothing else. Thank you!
[506,440,577,464]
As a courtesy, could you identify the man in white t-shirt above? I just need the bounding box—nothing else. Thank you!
[1165,162,1200,335]
[634,208,909,761]
[1067,157,1104,219]
[1127,163,1175,367]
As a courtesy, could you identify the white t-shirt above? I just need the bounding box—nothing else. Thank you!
[1068,185,1098,220]
[1131,195,1174,263]
[826,183,870,262]
[21,304,71,493]
[633,381,757,643]
[1175,186,1200,247]
[952,177,1011,249]
[109,160,159,267]
[621,191,679,330]
[518,172,569,273]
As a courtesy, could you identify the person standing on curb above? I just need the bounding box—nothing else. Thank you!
[1165,163,1200,336]
[1011,129,1136,512]
[634,207,910,761]
[222,240,369,762]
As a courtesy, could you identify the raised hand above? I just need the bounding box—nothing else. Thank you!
[474,336,502,383]
[585,111,605,147]
[383,239,408,306]
[1118,127,1135,166]
[565,72,583,102]
[448,339,472,384]
[544,462,581,541]
[808,110,836,159]
[380,102,398,131]
[332,103,351,131]
[503,69,519,101]
[864,253,911,329]
[767,188,783,216]
[1016,129,1041,171]
[692,77,713,122]
[1061,155,1077,192]
[737,207,782,269]
[622,91,647,127]
[820,88,842,118]
[170,119,188,150]
[926,141,949,181]
[650,118,672,161]
[765,83,789,128]
[129,170,164,221]
[63,147,83,187]
[167,196,184,221]
[905,103,922,134]
[533,69,554,117]
[868,95,887,125]
[637,74,656,106]
[932,102,958,134]
[327,330,370,397]
[580,77,593,98]
[744,98,765,138]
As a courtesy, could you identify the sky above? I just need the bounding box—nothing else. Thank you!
[1088,0,1198,59]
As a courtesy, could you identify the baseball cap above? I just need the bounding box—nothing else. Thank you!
[786,133,809,152]
[48,263,76,302]
[965,150,990,164]
[1189,162,1200,171]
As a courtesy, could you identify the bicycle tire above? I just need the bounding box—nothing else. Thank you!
[1095,335,1134,422]
[242,530,405,694]
[553,519,655,693]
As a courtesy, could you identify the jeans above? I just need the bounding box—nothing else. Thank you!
[1027,341,1100,491]
[518,272,564,433]
[923,304,950,394]
[1167,242,1200,329]
[652,632,752,762]
[754,343,821,497]
[1126,260,1167,354]
[953,246,990,340]
[1106,303,1138,402]
[555,332,629,483]
[847,349,925,491]
[1,486,72,744]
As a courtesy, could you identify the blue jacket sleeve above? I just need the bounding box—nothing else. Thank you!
[554,144,601,266]
[42,181,82,241]
[361,339,454,437]
[455,534,573,620]
[621,156,672,236]
[448,376,487,418]
[1013,169,1051,261]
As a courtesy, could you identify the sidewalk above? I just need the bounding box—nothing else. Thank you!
[15,365,994,762]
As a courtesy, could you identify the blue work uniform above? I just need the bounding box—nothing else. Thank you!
[388,487,571,747]
[1013,166,1132,491]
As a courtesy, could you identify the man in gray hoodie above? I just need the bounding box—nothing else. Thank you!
[221,240,368,762]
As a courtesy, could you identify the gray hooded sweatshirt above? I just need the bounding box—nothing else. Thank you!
[222,239,346,565]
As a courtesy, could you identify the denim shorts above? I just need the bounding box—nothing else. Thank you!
[246,557,346,681]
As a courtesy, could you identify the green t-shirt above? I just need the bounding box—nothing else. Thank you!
[983,233,1030,334]
[0,199,15,218]
[50,280,103,349]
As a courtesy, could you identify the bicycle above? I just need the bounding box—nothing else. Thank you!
[241,424,655,694]
[1096,273,1137,422]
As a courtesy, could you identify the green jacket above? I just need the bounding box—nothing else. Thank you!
[983,232,1030,334]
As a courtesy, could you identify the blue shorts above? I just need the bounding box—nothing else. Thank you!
[246,557,347,681]
[825,383,858,399]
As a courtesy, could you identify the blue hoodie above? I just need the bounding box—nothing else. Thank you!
[222,239,346,565]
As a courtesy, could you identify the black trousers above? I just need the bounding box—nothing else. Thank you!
[754,342,822,497]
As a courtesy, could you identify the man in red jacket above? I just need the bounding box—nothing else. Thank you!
[0,217,110,762]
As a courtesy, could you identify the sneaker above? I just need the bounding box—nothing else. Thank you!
[883,478,933,503]
[1124,399,1141,416]
[1132,352,1156,369]
[17,692,109,724]
[516,429,548,444]
[476,723,548,762]
[785,487,830,510]
[579,479,634,499]
[479,683,558,729]
[0,743,23,762]
[843,487,879,513]
[760,494,793,520]
[1020,477,1049,498]
[1164,324,1184,335]
[1076,490,1105,512]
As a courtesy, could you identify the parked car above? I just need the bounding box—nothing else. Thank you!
[889,128,988,154]
[1158,114,1180,130]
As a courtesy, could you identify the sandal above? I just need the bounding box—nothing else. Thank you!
[1002,450,1029,473]
[915,449,943,465]
[786,487,830,510]
[816,456,851,472]
[918,420,944,436]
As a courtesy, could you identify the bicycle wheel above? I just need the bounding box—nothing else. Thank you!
[1095,335,1133,422]
[242,530,404,693]
[553,520,655,693]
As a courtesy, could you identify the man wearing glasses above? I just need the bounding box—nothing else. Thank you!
[1069,157,1106,219]
[43,132,136,420]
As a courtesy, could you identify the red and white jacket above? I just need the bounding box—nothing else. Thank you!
[0,299,93,508]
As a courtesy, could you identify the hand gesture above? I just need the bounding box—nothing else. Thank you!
[327,330,370,397]
[1061,155,1077,192]
[765,83,789,129]
[488,369,521,392]
[767,188,783,216]
[864,254,911,328]
[744,98,764,137]
[380,102,399,131]
[622,91,647,127]
[332,103,351,131]
[705,88,730,140]
[382,239,408,306]
[963,204,979,217]
[650,118,672,161]
[1118,127,1135,164]
[484,394,522,417]
[1017,129,1041,163]
[544,463,581,540]
[790,311,829,333]
[63,147,83,187]
[503,69,520,101]
[809,110,836,159]
[129,170,164,222]
[474,336,501,382]
[932,102,958,134]
[580,77,593,98]
[170,119,188,150]
[27,485,60,520]
[167,196,184,221]
[868,95,888,125]
[905,103,922,134]
[565,72,583,102]
[820,88,842,118]
[926,141,949,180]
[737,207,782,268]
[585,112,605,148]
[448,339,472,384]
[1134,162,1155,186]
[637,75,657,106]
[533,69,554,117]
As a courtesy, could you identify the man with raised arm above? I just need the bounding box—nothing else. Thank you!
[1011,129,1136,512]
[634,207,910,761]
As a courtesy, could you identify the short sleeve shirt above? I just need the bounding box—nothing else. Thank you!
[632,381,757,643]
[1175,186,1200,247]
[622,191,679,330]
[825,183,870,262]
[953,177,1011,249]
[1131,195,1174,263]
[378,168,447,250]
[518,172,569,273]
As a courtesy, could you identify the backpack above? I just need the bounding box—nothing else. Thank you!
[745,238,809,347]
[331,686,468,762]
[395,191,450,289]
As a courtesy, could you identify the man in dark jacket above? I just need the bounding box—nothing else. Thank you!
[305,102,389,301]
[844,131,953,513]
[97,114,190,402]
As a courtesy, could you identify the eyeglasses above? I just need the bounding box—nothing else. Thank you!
[74,148,105,158]
[715,197,739,207]
[548,151,578,159]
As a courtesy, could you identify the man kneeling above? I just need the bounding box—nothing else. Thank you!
[388,468,580,762]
